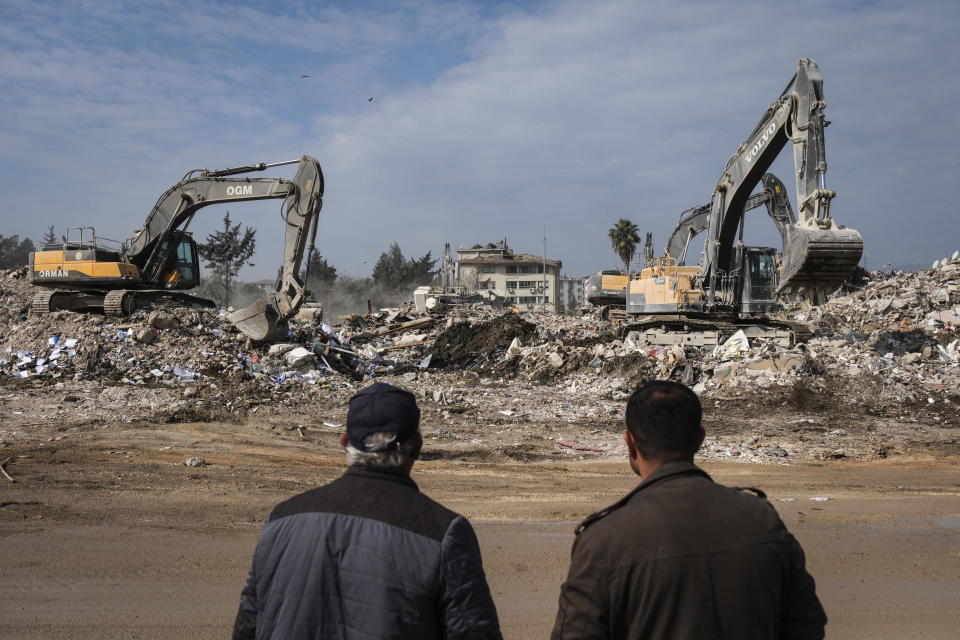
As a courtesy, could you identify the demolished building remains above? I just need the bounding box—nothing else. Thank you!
[1,257,958,463]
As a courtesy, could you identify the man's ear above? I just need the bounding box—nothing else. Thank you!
[623,430,638,460]
[339,433,349,448]
[695,426,706,453]
[410,432,424,460]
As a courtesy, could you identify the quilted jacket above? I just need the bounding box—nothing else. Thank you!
[234,465,502,640]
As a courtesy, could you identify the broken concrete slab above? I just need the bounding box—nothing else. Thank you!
[268,343,297,356]
[147,311,179,330]
[284,347,314,367]
[926,309,960,326]
[746,354,806,373]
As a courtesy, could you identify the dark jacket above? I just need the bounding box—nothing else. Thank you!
[234,465,502,640]
[552,461,826,640]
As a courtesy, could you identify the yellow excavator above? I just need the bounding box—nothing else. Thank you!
[584,270,629,313]
[620,59,863,345]
[29,156,324,340]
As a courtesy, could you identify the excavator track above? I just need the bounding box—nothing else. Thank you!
[617,314,804,347]
[30,290,56,316]
[599,304,625,322]
[104,290,137,316]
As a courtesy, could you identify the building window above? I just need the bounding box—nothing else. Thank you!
[478,265,496,274]
[506,266,518,274]
[514,280,549,290]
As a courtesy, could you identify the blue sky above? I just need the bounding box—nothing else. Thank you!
[1,0,958,279]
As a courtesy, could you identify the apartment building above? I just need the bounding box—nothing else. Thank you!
[557,275,586,311]
[456,243,562,312]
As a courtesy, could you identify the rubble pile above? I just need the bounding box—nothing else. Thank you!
[792,262,960,391]
[1,260,958,462]
[430,314,538,368]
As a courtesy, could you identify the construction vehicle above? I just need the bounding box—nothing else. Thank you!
[585,234,655,319]
[593,176,795,321]
[620,59,863,346]
[592,178,797,321]
[29,156,324,341]
[584,270,628,313]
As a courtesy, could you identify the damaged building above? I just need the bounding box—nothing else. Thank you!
[455,242,562,312]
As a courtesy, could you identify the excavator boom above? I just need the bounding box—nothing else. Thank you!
[703,59,862,301]
[227,156,324,340]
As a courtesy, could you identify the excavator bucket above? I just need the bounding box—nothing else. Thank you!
[778,224,863,297]
[227,298,287,341]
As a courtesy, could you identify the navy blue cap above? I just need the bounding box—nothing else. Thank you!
[346,382,420,452]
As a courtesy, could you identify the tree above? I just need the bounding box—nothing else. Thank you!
[0,235,36,269]
[608,218,640,274]
[197,212,256,307]
[406,250,438,285]
[372,242,407,290]
[371,241,438,291]
[42,225,57,248]
[302,248,338,299]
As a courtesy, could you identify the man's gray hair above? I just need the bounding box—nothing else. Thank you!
[345,431,417,469]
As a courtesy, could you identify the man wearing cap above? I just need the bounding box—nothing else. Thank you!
[551,380,826,639]
[233,382,502,640]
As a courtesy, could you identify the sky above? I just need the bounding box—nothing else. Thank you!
[1,0,958,280]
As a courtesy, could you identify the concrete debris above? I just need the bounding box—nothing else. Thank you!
[2,258,959,463]
[713,330,749,357]
[268,343,297,356]
[148,311,179,330]
[284,347,314,368]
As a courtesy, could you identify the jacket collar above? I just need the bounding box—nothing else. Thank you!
[575,461,711,534]
[639,460,712,489]
[344,464,420,491]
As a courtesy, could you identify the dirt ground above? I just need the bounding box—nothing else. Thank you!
[1,414,959,639]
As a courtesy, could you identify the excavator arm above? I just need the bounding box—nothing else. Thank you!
[227,157,324,341]
[701,59,862,302]
[125,156,324,340]
[665,173,795,265]
[665,203,711,264]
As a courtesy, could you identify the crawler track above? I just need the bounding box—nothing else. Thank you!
[615,313,809,346]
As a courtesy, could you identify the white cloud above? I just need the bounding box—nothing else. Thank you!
[1,0,958,280]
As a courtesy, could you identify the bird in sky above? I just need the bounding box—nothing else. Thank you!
[301,74,311,79]
[368,96,374,102]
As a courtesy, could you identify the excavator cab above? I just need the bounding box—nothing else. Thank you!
[739,247,780,314]
[159,234,201,290]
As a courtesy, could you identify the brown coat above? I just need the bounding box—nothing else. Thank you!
[552,461,826,640]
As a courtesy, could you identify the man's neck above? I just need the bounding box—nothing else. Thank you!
[637,456,693,480]
[348,463,411,477]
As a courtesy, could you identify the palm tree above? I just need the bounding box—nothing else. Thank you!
[608,218,640,275]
